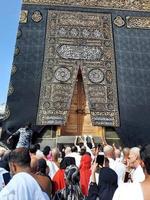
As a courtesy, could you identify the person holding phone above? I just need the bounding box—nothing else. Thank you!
[113,144,150,200]
[86,156,118,200]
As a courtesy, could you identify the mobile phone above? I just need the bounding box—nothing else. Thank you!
[96,155,104,166]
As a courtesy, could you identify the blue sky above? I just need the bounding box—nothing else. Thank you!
[0,0,22,105]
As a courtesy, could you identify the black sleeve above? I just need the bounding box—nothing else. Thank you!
[3,173,11,185]
[12,130,20,137]
[86,182,99,200]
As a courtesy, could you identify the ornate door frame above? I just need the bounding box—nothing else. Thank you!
[37,10,120,128]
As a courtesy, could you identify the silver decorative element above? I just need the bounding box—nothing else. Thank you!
[105,61,111,68]
[82,29,90,38]
[70,28,78,37]
[57,45,103,60]
[114,16,125,27]
[58,27,67,36]
[32,10,43,22]
[93,29,103,39]
[55,67,71,82]
[57,27,105,40]
[43,102,50,109]
[88,69,104,83]
[107,103,114,110]
[104,40,111,47]
[107,87,113,101]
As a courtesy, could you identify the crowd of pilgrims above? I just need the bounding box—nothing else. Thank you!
[0,134,150,200]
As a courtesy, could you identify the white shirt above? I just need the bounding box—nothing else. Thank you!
[36,150,44,159]
[46,160,59,179]
[114,158,126,185]
[65,152,81,167]
[131,165,145,183]
[113,182,144,200]
[0,172,50,200]
[108,158,116,169]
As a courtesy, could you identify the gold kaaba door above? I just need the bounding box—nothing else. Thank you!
[61,69,103,136]
[37,11,120,136]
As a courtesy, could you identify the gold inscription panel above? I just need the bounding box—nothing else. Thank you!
[126,16,150,29]
[37,11,120,127]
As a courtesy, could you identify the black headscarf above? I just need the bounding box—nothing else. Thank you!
[60,157,76,169]
[64,165,84,200]
[98,167,118,200]
[53,165,84,200]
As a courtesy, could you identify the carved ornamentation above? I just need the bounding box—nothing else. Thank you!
[55,67,71,82]
[32,10,43,22]
[114,16,125,27]
[126,16,150,29]
[20,10,28,23]
[37,11,120,127]
[106,70,113,84]
[88,69,104,83]
[23,0,150,11]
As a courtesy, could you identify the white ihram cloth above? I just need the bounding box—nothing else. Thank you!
[131,165,145,183]
[113,158,126,185]
[113,182,144,200]
[46,160,59,179]
[0,172,50,200]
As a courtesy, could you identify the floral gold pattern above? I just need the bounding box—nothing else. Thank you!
[114,16,125,27]
[20,10,28,23]
[126,16,150,29]
[32,10,43,22]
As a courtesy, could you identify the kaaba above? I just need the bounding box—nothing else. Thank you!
[2,0,150,147]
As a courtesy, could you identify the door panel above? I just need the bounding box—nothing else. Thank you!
[61,70,103,136]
